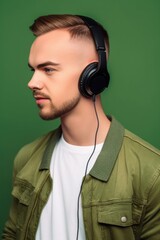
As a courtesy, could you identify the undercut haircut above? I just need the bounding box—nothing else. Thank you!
[29,14,110,52]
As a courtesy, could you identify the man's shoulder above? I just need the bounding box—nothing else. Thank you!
[14,128,59,171]
[123,128,160,160]
[120,128,160,200]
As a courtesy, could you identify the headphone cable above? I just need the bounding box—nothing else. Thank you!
[76,94,100,240]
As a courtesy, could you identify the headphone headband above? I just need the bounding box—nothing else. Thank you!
[78,16,106,51]
[77,15,110,98]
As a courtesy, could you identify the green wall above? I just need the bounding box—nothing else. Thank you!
[1,0,160,235]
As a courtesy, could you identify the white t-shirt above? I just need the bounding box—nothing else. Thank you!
[36,135,103,240]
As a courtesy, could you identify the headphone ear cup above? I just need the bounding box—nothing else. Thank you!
[79,62,110,98]
[79,62,98,98]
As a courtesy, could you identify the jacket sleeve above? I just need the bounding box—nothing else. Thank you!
[2,147,28,239]
[2,197,18,239]
[2,131,55,239]
[141,168,160,239]
[2,154,20,239]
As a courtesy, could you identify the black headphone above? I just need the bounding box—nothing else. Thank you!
[77,15,110,98]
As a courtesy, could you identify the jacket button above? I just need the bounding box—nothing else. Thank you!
[121,216,127,223]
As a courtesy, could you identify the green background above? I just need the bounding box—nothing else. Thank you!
[1,0,160,235]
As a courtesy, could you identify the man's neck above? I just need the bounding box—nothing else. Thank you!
[60,98,111,146]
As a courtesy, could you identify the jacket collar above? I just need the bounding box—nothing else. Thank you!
[40,116,124,182]
[89,116,124,181]
[40,127,62,170]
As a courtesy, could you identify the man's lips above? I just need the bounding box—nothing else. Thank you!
[33,94,50,104]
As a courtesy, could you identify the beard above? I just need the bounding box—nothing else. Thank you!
[38,94,81,120]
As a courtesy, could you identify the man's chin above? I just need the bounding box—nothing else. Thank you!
[39,111,59,121]
[39,112,53,121]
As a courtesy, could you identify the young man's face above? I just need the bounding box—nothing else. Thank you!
[28,29,97,120]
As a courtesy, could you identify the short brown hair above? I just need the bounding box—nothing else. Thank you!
[29,14,109,51]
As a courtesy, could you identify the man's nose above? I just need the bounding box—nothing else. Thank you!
[28,71,43,90]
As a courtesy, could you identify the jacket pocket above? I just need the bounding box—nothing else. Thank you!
[12,178,35,229]
[12,178,34,205]
[97,200,144,239]
[98,201,143,226]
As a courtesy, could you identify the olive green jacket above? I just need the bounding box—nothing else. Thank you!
[2,117,160,240]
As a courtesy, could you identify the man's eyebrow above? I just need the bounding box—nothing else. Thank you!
[28,61,60,69]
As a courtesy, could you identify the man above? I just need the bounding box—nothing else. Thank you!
[3,14,160,240]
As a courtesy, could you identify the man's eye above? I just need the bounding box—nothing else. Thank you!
[44,68,54,73]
